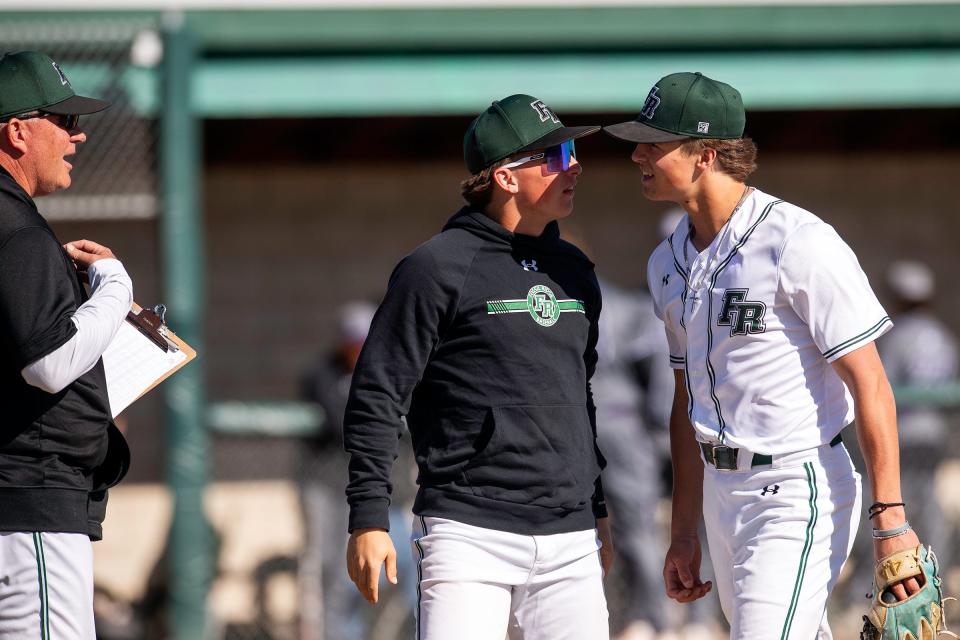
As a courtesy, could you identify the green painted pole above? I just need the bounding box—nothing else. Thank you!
[161,14,212,639]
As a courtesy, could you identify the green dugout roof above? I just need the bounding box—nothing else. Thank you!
[3,3,960,116]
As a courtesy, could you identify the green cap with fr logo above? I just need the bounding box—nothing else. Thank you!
[604,72,745,143]
[0,51,110,120]
[463,94,599,174]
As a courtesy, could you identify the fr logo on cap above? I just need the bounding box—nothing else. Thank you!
[604,72,745,144]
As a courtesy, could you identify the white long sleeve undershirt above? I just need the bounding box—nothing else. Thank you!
[21,258,133,394]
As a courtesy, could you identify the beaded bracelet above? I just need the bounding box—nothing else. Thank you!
[868,501,905,520]
[872,521,911,540]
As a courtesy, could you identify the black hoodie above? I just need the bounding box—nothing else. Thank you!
[344,207,606,535]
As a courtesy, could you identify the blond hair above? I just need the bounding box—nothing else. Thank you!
[459,158,510,207]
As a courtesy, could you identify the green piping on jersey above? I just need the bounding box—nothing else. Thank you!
[706,199,782,443]
[822,316,891,360]
[780,462,819,640]
[33,532,50,640]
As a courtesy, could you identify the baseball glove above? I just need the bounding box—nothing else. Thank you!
[861,545,957,640]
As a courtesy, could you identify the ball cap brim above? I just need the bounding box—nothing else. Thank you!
[517,124,601,153]
[602,120,690,144]
[42,94,111,116]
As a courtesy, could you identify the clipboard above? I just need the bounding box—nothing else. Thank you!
[101,302,197,418]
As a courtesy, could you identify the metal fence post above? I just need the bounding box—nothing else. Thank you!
[161,13,212,639]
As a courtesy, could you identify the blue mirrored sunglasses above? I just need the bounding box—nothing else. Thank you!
[501,139,577,174]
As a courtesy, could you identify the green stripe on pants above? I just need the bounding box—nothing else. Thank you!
[32,532,49,640]
[780,462,818,640]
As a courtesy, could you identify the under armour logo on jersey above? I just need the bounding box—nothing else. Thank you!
[521,259,539,272]
[760,484,780,496]
[51,61,70,86]
[662,273,670,286]
[530,100,560,124]
[718,289,767,336]
[640,87,662,120]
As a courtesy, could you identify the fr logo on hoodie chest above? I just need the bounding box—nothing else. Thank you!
[486,285,585,327]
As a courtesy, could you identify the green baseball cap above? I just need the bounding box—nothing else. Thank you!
[463,94,599,174]
[0,51,110,120]
[604,72,744,143]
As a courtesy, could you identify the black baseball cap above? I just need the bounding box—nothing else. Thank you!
[464,94,599,174]
[604,72,745,143]
[0,51,110,120]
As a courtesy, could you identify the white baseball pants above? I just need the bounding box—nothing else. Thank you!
[0,532,95,639]
[411,516,609,640]
[703,442,862,640]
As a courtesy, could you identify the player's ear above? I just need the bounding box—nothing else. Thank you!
[0,119,29,156]
[697,146,718,170]
[492,166,520,194]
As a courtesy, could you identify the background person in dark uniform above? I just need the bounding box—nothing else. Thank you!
[0,51,133,638]
[344,95,613,640]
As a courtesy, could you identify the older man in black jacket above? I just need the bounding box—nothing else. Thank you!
[0,51,132,638]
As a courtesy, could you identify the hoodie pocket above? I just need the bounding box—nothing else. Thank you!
[462,404,600,510]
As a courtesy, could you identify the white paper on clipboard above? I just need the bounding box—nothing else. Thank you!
[101,304,195,418]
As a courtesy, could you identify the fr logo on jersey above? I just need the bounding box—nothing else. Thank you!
[640,87,661,120]
[718,289,767,336]
[530,100,560,124]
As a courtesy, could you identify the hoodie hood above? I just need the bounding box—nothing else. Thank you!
[442,206,565,251]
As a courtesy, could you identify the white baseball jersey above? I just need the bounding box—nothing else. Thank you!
[647,188,891,455]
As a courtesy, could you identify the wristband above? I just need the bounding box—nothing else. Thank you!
[872,521,911,540]
[868,501,905,520]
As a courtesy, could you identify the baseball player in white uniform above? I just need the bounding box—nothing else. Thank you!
[604,72,922,639]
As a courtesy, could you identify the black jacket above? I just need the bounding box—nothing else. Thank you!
[344,207,606,535]
[0,166,129,540]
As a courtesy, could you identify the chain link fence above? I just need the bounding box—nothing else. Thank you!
[0,15,159,221]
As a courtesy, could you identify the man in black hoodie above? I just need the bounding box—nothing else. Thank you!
[344,95,612,639]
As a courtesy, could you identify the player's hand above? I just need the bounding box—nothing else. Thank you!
[873,526,922,601]
[664,534,712,603]
[64,239,117,280]
[346,528,398,604]
[596,517,614,576]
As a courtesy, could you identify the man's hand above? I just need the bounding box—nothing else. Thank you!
[63,239,117,277]
[346,528,398,604]
[664,534,712,603]
[596,517,614,575]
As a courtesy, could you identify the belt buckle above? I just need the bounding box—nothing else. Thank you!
[705,443,739,471]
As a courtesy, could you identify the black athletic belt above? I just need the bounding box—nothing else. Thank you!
[700,433,843,471]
